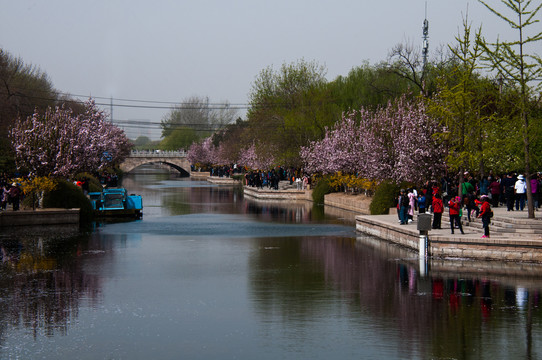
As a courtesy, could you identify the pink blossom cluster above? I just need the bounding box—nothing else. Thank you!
[188,137,275,170]
[187,137,219,166]
[300,96,446,184]
[10,99,132,177]
[237,142,275,170]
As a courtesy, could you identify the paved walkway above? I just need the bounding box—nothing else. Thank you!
[367,205,542,241]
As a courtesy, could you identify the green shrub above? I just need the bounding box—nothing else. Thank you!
[369,180,399,215]
[43,179,93,225]
[312,176,333,205]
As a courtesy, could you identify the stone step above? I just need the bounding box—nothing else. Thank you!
[440,214,542,234]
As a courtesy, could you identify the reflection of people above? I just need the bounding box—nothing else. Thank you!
[478,195,492,238]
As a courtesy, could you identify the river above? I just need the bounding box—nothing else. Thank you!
[1,168,542,359]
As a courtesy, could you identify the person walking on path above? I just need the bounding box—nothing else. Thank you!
[465,190,479,223]
[398,189,409,225]
[431,193,443,229]
[8,183,21,211]
[515,174,527,211]
[418,192,426,214]
[489,176,501,208]
[530,174,539,210]
[448,196,465,235]
[502,173,516,211]
[478,195,492,238]
[407,189,416,223]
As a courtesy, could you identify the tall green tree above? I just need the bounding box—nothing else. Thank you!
[246,59,329,167]
[159,127,199,151]
[428,16,489,195]
[478,0,542,218]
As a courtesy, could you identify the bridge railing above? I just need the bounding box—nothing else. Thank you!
[130,150,187,157]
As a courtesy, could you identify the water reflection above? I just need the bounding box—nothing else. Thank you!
[0,233,103,340]
[252,233,541,358]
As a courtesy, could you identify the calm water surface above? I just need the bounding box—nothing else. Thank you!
[1,168,542,359]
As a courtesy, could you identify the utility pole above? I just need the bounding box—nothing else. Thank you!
[110,96,114,122]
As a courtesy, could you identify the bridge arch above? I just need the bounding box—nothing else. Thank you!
[120,151,191,176]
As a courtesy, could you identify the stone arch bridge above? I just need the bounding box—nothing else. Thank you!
[120,150,191,176]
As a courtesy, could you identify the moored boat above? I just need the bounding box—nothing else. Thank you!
[89,188,143,219]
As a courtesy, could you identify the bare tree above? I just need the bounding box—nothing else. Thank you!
[387,42,427,95]
[160,95,237,138]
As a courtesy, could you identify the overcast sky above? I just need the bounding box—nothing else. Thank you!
[0,0,519,140]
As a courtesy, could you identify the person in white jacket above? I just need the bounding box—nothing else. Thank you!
[514,174,527,211]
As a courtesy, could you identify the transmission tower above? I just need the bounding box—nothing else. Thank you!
[422,2,429,72]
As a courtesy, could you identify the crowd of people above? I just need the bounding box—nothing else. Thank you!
[395,171,542,239]
[244,168,310,191]
[0,179,22,212]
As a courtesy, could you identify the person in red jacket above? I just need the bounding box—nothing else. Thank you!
[448,196,465,235]
[431,193,443,229]
[478,195,492,238]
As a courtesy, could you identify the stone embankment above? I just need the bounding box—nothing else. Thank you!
[356,207,542,263]
[238,179,542,263]
[324,192,371,214]
[244,186,312,201]
[0,208,80,227]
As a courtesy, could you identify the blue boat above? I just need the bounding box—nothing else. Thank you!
[89,188,143,219]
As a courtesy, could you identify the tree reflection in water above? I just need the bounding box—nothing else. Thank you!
[250,234,542,359]
[0,230,104,340]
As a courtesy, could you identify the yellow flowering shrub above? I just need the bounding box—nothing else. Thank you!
[20,176,57,195]
[327,172,377,194]
[19,177,58,209]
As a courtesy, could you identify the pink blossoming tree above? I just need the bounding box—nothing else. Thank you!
[187,137,216,168]
[301,96,445,184]
[10,99,132,177]
[237,142,275,170]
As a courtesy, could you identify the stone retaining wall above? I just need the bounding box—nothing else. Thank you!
[356,215,542,263]
[190,172,210,179]
[0,209,80,227]
[243,186,312,201]
[324,193,371,214]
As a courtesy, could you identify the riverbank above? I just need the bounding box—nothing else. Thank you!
[243,185,312,201]
[238,181,542,263]
[191,173,242,185]
[356,206,542,263]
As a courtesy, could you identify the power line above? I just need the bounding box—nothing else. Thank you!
[12,92,346,113]
[12,92,250,110]
[58,91,249,107]
[54,91,250,108]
